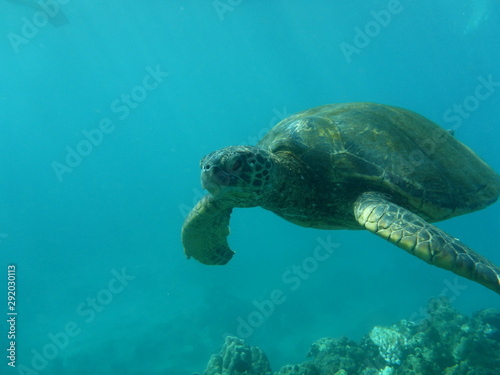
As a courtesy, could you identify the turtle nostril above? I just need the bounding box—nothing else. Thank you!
[202,164,211,171]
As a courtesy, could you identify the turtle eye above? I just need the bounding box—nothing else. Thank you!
[228,155,244,173]
[232,160,242,170]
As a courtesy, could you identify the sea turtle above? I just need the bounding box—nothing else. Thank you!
[181,102,500,294]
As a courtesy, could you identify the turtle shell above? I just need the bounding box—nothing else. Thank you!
[257,102,500,222]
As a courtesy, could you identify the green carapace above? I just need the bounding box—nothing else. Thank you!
[182,103,500,294]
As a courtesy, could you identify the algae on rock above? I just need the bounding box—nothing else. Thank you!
[202,336,272,375]
[369,326,407,365]
[197,297,500,375]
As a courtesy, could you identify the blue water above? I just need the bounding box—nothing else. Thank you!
[1,1,500,374]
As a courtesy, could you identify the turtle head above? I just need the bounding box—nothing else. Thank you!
[200,146,276,206]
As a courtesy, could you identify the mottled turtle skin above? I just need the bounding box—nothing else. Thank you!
[182,103,500,293]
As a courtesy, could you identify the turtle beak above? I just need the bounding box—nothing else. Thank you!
[200,150,246,196]
[200,154,232,195]
[201,164,224,192]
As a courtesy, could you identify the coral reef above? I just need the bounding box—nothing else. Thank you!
[197,297,500,375]
[369,326,407,365]
[201,336,272,375]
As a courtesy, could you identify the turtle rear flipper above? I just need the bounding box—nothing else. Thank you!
[354,192,500,294]
[181,194,235,265]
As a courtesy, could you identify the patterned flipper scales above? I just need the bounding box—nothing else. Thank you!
[354,192,500,294]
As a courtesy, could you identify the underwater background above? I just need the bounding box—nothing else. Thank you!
[1,0,500,374]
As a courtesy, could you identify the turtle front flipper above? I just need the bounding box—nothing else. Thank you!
[354,192,500,294]
[181,194,235,265]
